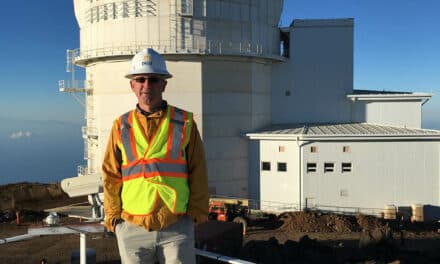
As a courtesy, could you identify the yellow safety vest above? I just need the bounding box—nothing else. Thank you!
[116,105,193,215]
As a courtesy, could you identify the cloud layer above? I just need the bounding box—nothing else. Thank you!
[9,131,33,139]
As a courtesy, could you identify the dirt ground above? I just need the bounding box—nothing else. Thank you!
[2,183,440,263]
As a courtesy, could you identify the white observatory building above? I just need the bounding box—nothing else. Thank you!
[62,0,283,199]
[61,0,440,218]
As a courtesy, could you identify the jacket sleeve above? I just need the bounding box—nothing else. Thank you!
[186,121,210,225]
[102,120,123,232]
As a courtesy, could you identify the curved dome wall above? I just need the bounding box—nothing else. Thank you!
[74,0,283,63]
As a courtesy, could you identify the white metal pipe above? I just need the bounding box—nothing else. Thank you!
[28,224,104,235]
[80,233,86,264]
[195,249,255,264]
[0,234,36,244]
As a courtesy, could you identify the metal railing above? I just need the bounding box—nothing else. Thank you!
[58,79,86,107]
[249,198,299,212]
[82,126,99,139]
[210,195,300,213]
[58,80,86,92]
[210,195,389,217]
[72,40,283,63]
[305,204,385,218]
[77,165,87,176]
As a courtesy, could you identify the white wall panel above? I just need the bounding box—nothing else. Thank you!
[204,115,251,137]
[302,141,439,209]
[251,114,271,129]
[204,137,248,160]
[204,93,251,115]
[352,101,422,128]
[259,140,300,209]
[272,19,354,124]
[207,158,249,196]
[252,94,271,115]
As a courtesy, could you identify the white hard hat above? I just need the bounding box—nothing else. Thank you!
[125,48,172,79]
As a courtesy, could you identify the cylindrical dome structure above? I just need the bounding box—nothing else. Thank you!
[73,0,284,197]
[74,0,283,62]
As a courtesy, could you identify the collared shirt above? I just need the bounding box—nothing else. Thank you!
[102,101,209,232]
[136,101,167,116]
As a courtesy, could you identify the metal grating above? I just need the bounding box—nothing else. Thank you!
[86,0,158,23]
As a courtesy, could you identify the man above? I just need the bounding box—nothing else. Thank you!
[102,48,209,264]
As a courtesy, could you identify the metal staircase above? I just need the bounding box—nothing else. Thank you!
[169,0,178,51]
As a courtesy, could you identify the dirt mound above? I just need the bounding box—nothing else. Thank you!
[0,182,68,211]
[0,182,87,224]
[356,213,388,231]
[0,182,89,213]
[277,211,391,233]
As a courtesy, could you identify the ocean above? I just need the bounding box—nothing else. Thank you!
[0,119,83,185]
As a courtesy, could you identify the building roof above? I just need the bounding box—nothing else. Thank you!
[352,89,413,95]
[347,90,432,102]
[246,123,440,141]
[290,18,354,28]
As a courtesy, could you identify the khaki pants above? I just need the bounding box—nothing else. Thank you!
[115,216,196,264]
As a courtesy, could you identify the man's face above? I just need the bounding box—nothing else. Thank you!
[130,74,167,109]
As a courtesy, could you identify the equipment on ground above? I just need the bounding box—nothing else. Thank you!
[208,197,273,235]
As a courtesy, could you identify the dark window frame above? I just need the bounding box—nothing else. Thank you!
[324,162,334,173]
[277,162,287,172]
[307,163,317,173]
[261,161,271,171]
[342,162,352,173]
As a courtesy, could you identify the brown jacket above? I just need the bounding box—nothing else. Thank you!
[102,103,209,232]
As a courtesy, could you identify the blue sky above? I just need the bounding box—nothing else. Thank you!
[0,1,82,124]
[0,1,439,183]
[282,0,440,128]
[0,1,438,126]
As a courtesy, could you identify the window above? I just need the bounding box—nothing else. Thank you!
[307,163,317,173]
[181,0,194,16]
[261,162,271,171]
[340,189,348,197]
[310,146,318,153]
[277,162,287,172]
[279,145,285,152]
[324,163,334,173]
[343,146,350,153]
[99,5,108,20]
[280,31,290,58]
[342,163,352,172]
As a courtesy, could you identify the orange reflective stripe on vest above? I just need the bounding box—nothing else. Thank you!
[121,159,189,180]
[116,105,193,215]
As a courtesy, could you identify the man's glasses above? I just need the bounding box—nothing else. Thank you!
[132,77,163,84]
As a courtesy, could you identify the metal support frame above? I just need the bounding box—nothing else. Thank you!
[0,223,104,264]
[80,233,87,264]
